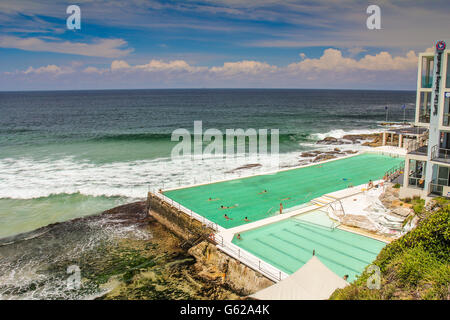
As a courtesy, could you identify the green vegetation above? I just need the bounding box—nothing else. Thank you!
[393,183,401,189]
[330,197,450,300]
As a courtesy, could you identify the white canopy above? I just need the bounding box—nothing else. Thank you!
[250,256,349,300]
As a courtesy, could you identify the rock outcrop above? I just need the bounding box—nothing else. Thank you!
[188,241,274,296]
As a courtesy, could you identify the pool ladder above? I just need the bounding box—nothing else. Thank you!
[311,195,345,217]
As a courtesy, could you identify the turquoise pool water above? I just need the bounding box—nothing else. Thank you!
[232,210,386,282]
[164,153,403,229]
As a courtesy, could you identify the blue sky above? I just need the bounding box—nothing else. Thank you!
[1,0,450,90]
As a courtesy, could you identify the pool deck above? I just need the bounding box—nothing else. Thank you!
[154,148,405,283]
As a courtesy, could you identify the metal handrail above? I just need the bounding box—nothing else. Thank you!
[213,233,288,282]
[429,182,444,196]
[408,176,425,189]
[431,145,450,160]
[384,161,405,182]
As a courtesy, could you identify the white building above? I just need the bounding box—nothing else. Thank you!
[400,40,450,199]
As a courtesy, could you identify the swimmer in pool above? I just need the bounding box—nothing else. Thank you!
[208,197,220,201]
[220,204,238,209]
[258,190,268,194]
[244,217,251,222]
[224,214,233,220]
[236,233,242,240]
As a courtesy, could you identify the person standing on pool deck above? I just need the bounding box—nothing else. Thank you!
[279,202,283,214]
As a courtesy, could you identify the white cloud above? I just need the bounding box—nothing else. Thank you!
[288,48,418,73]
[2,48,421,90]
[110,59,205,73]
[111,60,131,71]
[210,60,277,76]
[0,36,133,58]
[22,64,73,75]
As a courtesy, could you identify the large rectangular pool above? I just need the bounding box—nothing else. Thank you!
[232,210,386,282]
[163,153,403,229]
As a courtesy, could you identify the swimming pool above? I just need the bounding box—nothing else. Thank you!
[163,153,403,229]
[232,210,386,282]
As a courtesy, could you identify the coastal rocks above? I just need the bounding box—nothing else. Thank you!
[188,241,274,296]
[299,148,357,164]
[315,133,383,147]
[391,207,413,218]
[312,154,337,162]
[316,137,345,145]
[226,163,262,173]
[341,215,378,232]
[300,151,318,157]
[378,183,415,222]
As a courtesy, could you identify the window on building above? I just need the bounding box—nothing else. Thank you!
[418,91,431,123]
[421,56,434,88]
[447,54,450,88]
[438,166,450,186]
[443,95,450,126]
[408,159,426,189]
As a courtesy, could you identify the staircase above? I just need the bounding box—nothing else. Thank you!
[310,194,337,207]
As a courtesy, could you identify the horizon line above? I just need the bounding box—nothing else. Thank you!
[0,87,416,93]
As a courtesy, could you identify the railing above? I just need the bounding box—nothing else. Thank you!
[429,182,444,196]
[408,176,425,189]
[384,161,405,182]
[212,233,288,283]
[151,190,223,232]
[406,139,427,154]
[431,145,450,161]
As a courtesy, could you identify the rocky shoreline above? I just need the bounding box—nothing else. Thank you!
[300,132,382,163]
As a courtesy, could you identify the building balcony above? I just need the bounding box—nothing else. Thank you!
[408,176,425,189]
[429,182,450,197]
[431,145,450,164]
[406,139,428,156]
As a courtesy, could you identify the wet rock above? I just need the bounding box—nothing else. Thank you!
[188,241,273,296]
[316,137,338,145]
[313,154,337,162]
[226,163,262,173]
[301,152,316,157]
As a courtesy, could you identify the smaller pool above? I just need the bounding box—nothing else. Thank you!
[232,210,386,282]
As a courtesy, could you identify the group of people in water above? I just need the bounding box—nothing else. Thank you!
[209,189,288,222]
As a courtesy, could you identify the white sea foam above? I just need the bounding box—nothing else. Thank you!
[0,128,376,201]
[0,152,305,200]
[309,128,383,141]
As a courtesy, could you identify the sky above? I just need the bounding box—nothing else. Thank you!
[0,0,450,91]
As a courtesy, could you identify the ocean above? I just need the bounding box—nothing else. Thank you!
[0,89,415,299]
